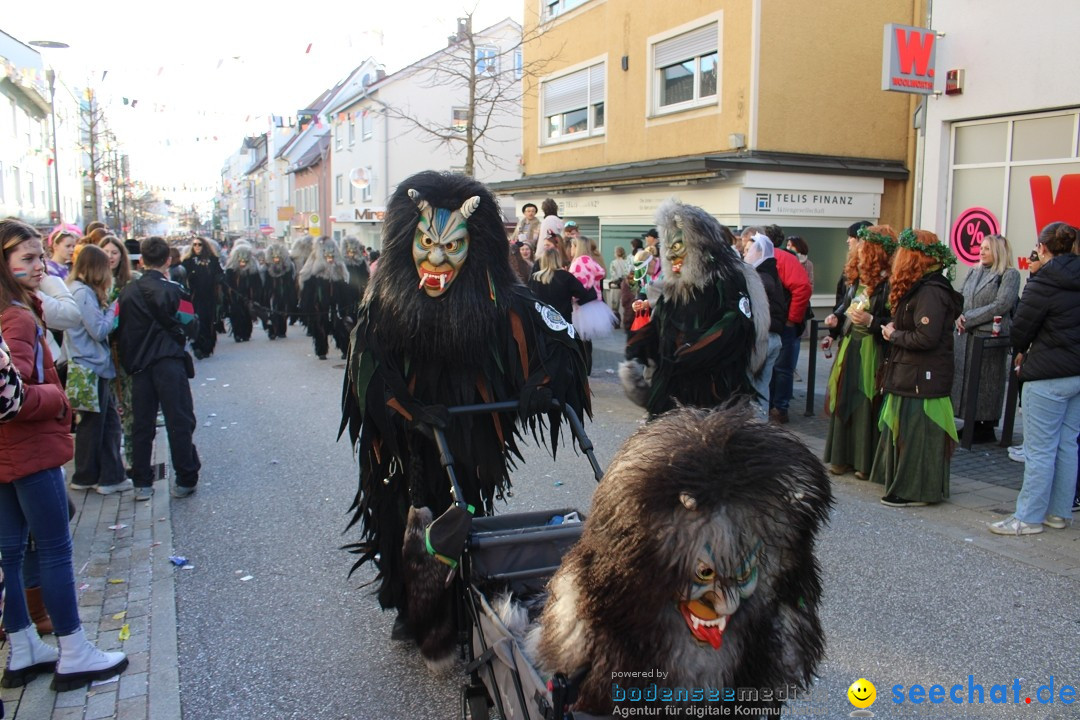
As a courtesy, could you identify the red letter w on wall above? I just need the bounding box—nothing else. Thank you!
[1030,175,1080,232]
[895,28,935,76]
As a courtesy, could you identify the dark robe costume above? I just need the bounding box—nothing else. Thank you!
[223,244,264,342]
[262,242,296,340]
[181,244,223,359]
[340,171,591,669]
[299,238,352,360]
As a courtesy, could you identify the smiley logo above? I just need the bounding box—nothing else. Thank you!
[848,678,876,709]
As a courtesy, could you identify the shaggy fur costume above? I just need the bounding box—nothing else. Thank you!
[340,236,371,307]
[622,200,768,416]
[299,238,354,359]
[224,244,264,342]
[262,242,296,340]
[341,171,591,670]
[536,405,832,717]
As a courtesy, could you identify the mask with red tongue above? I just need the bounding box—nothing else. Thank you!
[679,600,728,649]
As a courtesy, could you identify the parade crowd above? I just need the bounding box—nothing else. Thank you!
[0,178,1078,699]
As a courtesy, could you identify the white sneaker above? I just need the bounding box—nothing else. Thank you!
[95,479,133,495]
[1007,445,1025,463]
[989,517,1043,536]
[1043,515,1068,530]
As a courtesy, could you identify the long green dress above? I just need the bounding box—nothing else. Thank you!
[823,281,889,475]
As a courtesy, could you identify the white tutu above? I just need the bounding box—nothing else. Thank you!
[572,299,617,341]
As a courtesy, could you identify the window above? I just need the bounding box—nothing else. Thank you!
[349,181,355,204]
[335,174,343,204]
[545,0,588,20]
[13,166,21,205]
[476,46,498,75]
[9,98,15,137]
[542,62,605,143]
[451,108,469,133]
[335,122,343,150]
[362,110,373,140]
[348,116,356,146]
[361,167,373,202]
[514,50,523,79]
[653,22,719,113]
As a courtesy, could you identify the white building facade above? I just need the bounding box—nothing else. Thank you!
[327,19,523,248]
[918,0,1080,272]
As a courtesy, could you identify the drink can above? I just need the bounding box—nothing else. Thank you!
[821,338,833,359]
[992,316,1002,337]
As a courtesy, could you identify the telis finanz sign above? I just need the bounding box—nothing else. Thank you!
[882,23,939,95]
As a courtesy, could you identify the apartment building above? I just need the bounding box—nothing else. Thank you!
[327,18,523,248]
[499,0,924,295]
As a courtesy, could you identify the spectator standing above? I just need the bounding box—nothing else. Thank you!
[45,230,77,280]
[528,247,596,325]
[168,247,188,290]
[101,235,140,474]
[65,245,127,495]
[509,241,533,284]
[568,236,613,373]
[871,229,961,507]
[181,236,223,359]
[991,222,1080,535]
[606,246,630,322]
[761,233,811,424]
[513,203,541,250]
[539,198,564,247]
[950,233,1021,443]
[786,235,815,291]
[117,237,201,501]
[0,218,128,690]
[742,234,785,415]
[822,226,895,478]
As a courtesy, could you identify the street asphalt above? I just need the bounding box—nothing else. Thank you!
[164,327,1078,719]
[6,322,1074,719]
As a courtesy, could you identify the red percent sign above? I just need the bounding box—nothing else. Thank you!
[950,207,1000,266]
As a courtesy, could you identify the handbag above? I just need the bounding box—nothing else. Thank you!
[65,362,101,413]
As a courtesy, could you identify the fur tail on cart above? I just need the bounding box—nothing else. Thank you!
[534,403,833,717]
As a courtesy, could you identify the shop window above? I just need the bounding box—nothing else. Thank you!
[652,21,719,115]
[542,62,605,144]
[954,123,1006,165]
[1012,115,1074,162]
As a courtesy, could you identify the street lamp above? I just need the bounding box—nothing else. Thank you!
[29,40,70,227]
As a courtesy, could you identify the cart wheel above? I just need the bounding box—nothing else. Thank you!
[462,683,490,720]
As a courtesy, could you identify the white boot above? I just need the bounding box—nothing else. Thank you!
[51,627,128,691]
[1,625,59,688]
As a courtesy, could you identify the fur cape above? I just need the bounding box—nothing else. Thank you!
[299,237,349,284]
[340,171,591,667]
[225,243,262,276]
[622,200,767,416]
[289,235,315,273]
[264,242,295,279]
[536,404,832,716]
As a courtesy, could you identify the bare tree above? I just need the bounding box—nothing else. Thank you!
[375,12,561,177]
[80,90,108,223]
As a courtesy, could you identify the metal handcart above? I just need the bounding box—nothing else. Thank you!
[425,400,604,720]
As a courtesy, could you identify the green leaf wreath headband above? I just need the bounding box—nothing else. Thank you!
[856,226,897,253]
[896,228,958,280]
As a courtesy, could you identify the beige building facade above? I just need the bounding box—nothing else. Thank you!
[498,0,926,301]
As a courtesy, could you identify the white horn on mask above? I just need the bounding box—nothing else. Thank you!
[407,188,430,213]
[459,196,481,219]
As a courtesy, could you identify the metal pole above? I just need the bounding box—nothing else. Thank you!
[47,69,62,224]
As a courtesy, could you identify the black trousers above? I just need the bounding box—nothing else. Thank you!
[72,377,125,488]
[131,357,201,488]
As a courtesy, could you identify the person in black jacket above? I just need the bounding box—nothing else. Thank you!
[117,237,201,501]
[990,222,1080,535]
[527,247,595,323]
[180,237,222,359]
[870,229,961,507]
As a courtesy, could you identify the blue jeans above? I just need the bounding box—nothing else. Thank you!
[1016,376,1080,524]
[750,333,783,418]
[770,324,799,412]
[0,467,81,635]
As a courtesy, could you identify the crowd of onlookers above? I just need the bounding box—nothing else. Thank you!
[509,200,1079,532]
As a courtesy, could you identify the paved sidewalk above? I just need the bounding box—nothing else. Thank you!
[1,433,182,720]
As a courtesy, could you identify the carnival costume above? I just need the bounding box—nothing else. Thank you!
[535,405,832,716]
[870,230,962,504]
[262,242,296,340]
[823,227,894,476]
[181,243,223,359]
[620,199,769,416]
[298,238,353,360]
[341,171,590,670]
[223,243,264,342]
